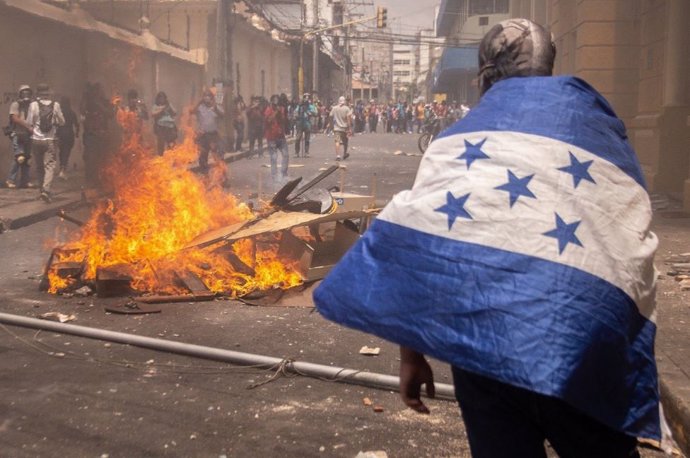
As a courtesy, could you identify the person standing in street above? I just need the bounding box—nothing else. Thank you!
[246,96,265,159]
[121,89,149,139]
[57,96,79,179]
[326,96,352,161]
[315,19,662,458]
[81,83,113,188]
[233,95,246,152]
[190,89,224,174]
[5,85,34,189]
[294,93,317,158]
[26,83,64,203]
[263,94,288,185]
[151,91,177,156]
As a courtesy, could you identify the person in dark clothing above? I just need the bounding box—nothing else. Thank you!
[57,96,79,179]
[233,95,246,152]
[151,91,177,156]
[5,85,34,189]
[246,96,265,158]
[81,82,114,188]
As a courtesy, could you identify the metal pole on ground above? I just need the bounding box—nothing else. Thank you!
[0,312,455,400]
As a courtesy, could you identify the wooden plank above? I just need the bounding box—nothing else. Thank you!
[138,294,215,304]
[175,270,215,299]
[96,264,134,297]
[184,208,379,250]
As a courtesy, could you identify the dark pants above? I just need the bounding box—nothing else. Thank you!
[83,131,108,188]
[369,116,378,133]
[7,134,31,187]
[451,367,640,458]
[295,125,310,156]
[196,131,221,172]
[233,121,244,152]
[248,129,264,157]
[155,125,177,156]
[58,136,74,171]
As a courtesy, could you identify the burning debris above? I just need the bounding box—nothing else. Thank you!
[42,115,377,301]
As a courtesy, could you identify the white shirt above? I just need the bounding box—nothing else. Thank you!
[26,99,65,141]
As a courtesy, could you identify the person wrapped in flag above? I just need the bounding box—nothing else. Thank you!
[314,19,660,458]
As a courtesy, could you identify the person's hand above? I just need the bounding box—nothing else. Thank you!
[399,346,435,414]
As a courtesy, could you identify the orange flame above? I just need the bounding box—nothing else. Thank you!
[47,106,302,297]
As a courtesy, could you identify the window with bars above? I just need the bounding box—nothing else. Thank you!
[469,0,509,16]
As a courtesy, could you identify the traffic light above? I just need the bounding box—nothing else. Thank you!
[376,6,387,28]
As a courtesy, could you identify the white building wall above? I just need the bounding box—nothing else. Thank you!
[0,4,203,180]
[232,20,292,99]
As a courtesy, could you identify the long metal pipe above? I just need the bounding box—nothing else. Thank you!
[0,312,456,400]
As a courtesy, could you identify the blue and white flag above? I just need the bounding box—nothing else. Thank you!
[314,76,660,439]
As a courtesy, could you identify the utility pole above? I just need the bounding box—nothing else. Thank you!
[367,59,374,100]
[216,0,226,83]
[389,39,394,102]
[312,0,319,95]
[344,25,350,100]
[298,12,378,97]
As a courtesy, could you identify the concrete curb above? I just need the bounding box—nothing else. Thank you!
[661,376,690,456]
[0,141,293,231]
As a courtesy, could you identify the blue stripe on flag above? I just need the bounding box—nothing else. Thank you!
[437,76,647,188]
[314,219,660,439]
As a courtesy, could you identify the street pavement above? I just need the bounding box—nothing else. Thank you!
[0,131,682,457]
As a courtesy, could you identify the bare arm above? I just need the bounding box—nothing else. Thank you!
[399,346,435,414]
[10,114,32,132]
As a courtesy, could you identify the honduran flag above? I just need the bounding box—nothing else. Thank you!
[314,76,660,439]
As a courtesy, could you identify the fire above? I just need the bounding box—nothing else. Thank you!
[47,105,303,297]
[47,271,75,295]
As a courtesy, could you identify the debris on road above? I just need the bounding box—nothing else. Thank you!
[104,300,161,315]
[362,397,373,406]
[664,255,690,292]
[359,346,381,356]
[373,405,384,413]
[355,451,388,458]
[74,285,93,296]
[39,312,76,323]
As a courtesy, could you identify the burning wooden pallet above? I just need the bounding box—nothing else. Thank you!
[44,166,379,302]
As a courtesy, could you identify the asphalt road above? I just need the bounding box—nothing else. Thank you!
[0,132,666,457]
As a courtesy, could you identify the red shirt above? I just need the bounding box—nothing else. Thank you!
[263,105,285,141]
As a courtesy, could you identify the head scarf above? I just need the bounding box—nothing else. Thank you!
[478,18,556,96]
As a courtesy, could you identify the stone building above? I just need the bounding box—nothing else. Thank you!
[436,0,690,209]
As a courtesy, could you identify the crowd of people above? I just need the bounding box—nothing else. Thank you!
[228,92,469,182]
[3,77,471,199]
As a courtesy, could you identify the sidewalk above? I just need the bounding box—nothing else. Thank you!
[0,160,688,455]
[650,197,690,456]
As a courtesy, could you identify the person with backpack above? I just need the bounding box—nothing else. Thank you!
[5,85,34,189]
[294,93,317,158]
[26,83,65,203]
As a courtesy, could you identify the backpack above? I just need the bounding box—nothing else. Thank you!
[38,101,55,133]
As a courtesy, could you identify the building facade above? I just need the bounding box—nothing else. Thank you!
[436,0,690,210]
[434,0,511,103]
[0,0,204,180]
[547,0,690,210]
